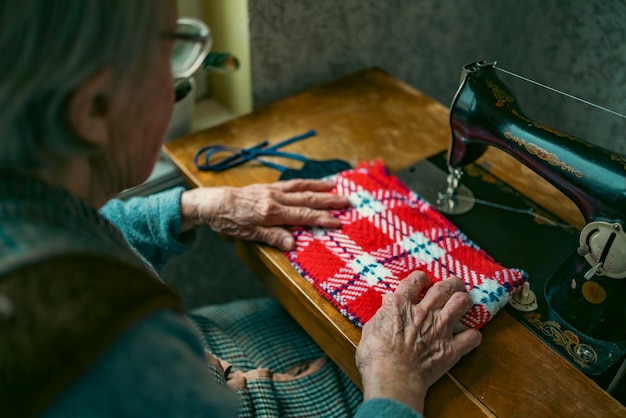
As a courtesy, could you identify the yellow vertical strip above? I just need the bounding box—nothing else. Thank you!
[178,0,202,19]
[202,0,252,116]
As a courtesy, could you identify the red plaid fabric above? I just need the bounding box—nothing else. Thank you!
[286,160,528,329]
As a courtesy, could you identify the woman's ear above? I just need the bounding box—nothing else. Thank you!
[68,68,115,147]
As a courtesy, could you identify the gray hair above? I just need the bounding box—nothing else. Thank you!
[0,0,161,173]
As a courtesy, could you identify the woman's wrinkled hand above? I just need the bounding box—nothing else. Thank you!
[179,179,350,250]
[355,271,482,414]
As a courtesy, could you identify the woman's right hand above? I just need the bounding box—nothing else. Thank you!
[355,271,482,414]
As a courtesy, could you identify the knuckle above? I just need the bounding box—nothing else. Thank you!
[305,207,322,220]
[433,280,456,296]
[239,229,258,240]
[405,270,430,288]
[294,206,316,222]
[292,191,317,207]
[256,199,277,216]
[258,230,276,244]
[381,293,393,305]
[446,275,465,288]
[384,292,405,308]
[409,270,429,283]
[262,188,277,200]
[460,292,475,308]
[307,190,324,202]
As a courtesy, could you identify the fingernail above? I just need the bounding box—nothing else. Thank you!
[282,237,294,250]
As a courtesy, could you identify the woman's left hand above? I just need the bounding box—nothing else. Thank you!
[179,179,350,250]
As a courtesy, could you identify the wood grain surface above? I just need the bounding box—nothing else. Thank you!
[164,68,623,417]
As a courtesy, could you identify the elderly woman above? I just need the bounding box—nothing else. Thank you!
[0,1,481,417]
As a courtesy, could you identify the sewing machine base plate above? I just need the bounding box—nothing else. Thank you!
[396,152,626,403]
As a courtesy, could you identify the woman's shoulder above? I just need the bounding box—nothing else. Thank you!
[0,255,186,417]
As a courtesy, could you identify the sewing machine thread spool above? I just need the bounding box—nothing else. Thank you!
[509,282,538,311]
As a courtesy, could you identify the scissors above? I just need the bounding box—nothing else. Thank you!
[194,129,317,172]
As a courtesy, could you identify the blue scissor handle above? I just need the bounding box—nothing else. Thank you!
[194,129,316,172]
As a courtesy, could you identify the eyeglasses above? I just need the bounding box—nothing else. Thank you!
[161,17,212,79]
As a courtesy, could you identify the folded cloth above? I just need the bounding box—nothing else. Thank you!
[286,160,528,329]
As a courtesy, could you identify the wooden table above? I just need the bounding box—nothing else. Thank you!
[163,68,625,417]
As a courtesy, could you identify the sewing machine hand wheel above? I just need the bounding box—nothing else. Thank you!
[578,221,626,280]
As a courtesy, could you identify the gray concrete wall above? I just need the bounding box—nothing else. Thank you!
[248,0,626,153]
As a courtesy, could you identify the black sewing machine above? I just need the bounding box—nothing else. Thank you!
[396,61,626,403]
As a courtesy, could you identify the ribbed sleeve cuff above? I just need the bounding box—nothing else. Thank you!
[153,186,195,257]
[355,398,422,418]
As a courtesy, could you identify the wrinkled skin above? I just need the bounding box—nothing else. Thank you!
[356,271,482,414]
[180,179,350,250]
